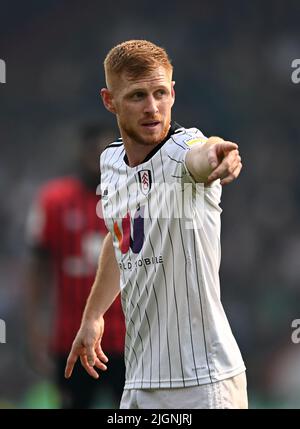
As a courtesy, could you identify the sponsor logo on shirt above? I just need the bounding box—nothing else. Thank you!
[113,205,145,254]
[186,137,207,147]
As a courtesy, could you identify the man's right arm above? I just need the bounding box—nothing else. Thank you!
[65,231,121,379]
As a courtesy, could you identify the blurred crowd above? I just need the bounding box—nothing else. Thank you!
[0,0,300,408]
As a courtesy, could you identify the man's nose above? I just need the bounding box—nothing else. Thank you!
[144,95,159,115]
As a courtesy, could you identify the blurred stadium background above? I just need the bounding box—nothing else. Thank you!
[0,0,300,408]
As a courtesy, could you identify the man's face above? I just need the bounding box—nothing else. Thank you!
[104,66,175,147]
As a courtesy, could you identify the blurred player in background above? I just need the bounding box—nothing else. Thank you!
[25,123,125,408]
[65,40,247,409]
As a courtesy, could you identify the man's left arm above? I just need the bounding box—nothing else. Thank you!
[185,136,242,185]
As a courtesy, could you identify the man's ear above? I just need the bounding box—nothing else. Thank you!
[171,81,176,105]
[100,88,116,114]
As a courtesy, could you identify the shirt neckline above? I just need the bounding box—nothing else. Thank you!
[123,121,183,167]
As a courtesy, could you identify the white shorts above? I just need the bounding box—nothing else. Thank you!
[120,372,248,409]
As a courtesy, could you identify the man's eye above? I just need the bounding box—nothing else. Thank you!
[155,89,167,98]
[132,92,144,99]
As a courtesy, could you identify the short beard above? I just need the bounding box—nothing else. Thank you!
[118,119,170,146]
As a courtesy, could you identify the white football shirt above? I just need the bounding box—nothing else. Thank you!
[100,123,245,389]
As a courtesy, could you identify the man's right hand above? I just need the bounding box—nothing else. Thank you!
[64,316,108,379]
[185,137,242,186]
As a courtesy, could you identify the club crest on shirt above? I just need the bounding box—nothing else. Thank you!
[138,170,152,195]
